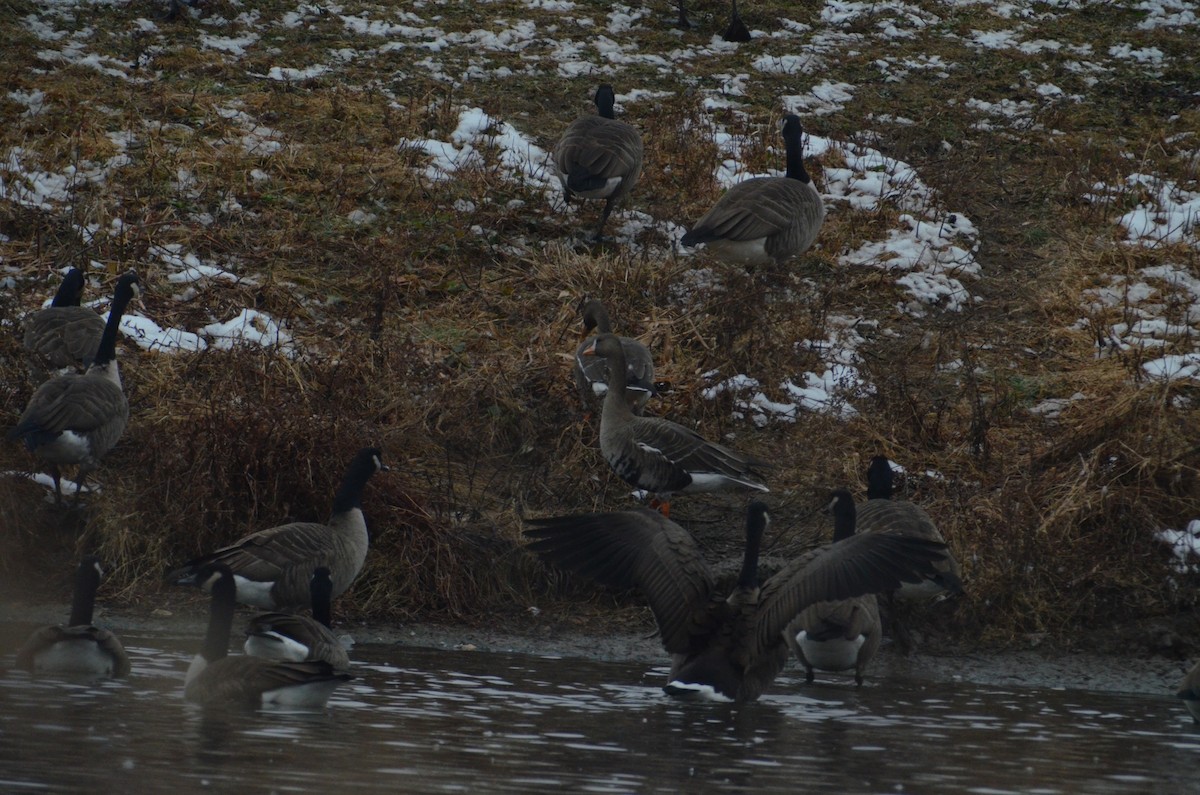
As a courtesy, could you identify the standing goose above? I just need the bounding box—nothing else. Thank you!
[525,501,947,702]
[1178,661,1200,724]
[681,115,825,267]
[552,84,644,241]
[15,556,131,678]
[184,563,352,708]
[9,270,140,502]
[166,447,388,610]
[785,489,882,686]
[583,333,767,515]
[573,298,656,416]
[855,455,963,652]
[244,567,351,670]
[23,267,106,376]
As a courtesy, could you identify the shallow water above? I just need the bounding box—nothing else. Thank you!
[1,626,1195,793]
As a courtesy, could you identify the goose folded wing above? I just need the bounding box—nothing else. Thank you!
[14,377,125,436]
[177,522,332,582]
[524,510,715,654]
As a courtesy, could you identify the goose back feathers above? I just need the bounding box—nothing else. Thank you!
[682,115,824,267]
[525,501,947,702]
[552,84,643,239]
[167,447,388,610]
[573,299,655,415]
[584,333,767,507]
[244,567,351,670]
[23,268,105,374]
[15,556,131,678]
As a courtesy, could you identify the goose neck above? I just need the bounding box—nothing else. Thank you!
[68,561,100,626]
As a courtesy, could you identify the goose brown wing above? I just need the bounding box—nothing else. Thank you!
[182,522,332,582]
[751,532,947,662]
[556,118,641,180]
[16,374,126,436]
[856,499,942,540]
[629,416,767,478]
[689,178,813,243]
[524,510,715,654]
[187,657,348,706]
[246,613,350,669]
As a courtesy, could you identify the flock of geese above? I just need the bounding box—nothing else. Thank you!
[8,84,1200,717]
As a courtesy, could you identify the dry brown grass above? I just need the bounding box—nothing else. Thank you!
[2,0,1199,649]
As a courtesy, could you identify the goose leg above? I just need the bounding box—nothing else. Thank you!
[676,0,691,28]
[593,198,616,242]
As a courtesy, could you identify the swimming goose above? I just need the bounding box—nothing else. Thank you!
[681,115,825,267]
[552,84,644,241]
[855,455,963,652]
[1178,661,1200,724]
[525,501,947,702]
[15,556,131,678]
[23,267,105,376]
[583,333,767,515]
[785,489,882,686]
[166,447,388,610]
[244,567,351,670]
[9,270,140,502]
[573,299,656,415]
[184,563,352,708]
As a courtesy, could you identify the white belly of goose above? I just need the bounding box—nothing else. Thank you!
[261,679,344,708]
[796,631,865,672]
[38,430,92,463]
[33,638,115,676]
[695,237,770,266]
[663,680,734,703]
[232,576,279,610]
[570,176,624,200]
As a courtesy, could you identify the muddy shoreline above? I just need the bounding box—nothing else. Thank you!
[1,597,1190,699]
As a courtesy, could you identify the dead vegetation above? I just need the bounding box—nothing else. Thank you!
[1,0,1198,652]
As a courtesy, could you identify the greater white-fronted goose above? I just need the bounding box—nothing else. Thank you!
[855,455,963,652]
[552,84,644,241]
[244,567,351,670]
[525,501,947,702]
[573,299,655,415]
[681,114,825,267]
[583,333,767,514]
[9,270,140,502]
[184,563,352,708]
[1178,661,1200,724]
[23,267,105,376]
[15,556,131,678]
[166,447,388,610]
[785,489,881,685]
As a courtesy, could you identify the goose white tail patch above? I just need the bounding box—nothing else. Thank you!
[262,679,345,708]
[663,680,733,702]
[245,633,310,662]
[33,639,115,677]
[232,576,277,610]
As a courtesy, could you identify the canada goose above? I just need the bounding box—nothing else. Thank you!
[15,556,131,678]
[573,299,656,415]
[552,84,644,241]
[9,270,140,502]
[244,567,351,670]
[681,115,825,267]
[23,267,105,376]
[166,447,388,610]
[785,489,881,686]
[856,455,963,653]
[184,563,352,708]
[582,333,767,515]
[525,501,947,702]
[1178,661,1200,724]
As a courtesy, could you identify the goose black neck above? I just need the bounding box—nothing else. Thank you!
[52,269,85,308]
[311,568,334,628]
[583,300,612,335]
[594,85,616,120]
[830,491,857,542]
[738,503,769,588]
[866,457,894,500]
[332,449,380,514]
[93,276,137,369]
[202,568,236,663]
[68,558,101,626]
[782,118,810,184]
